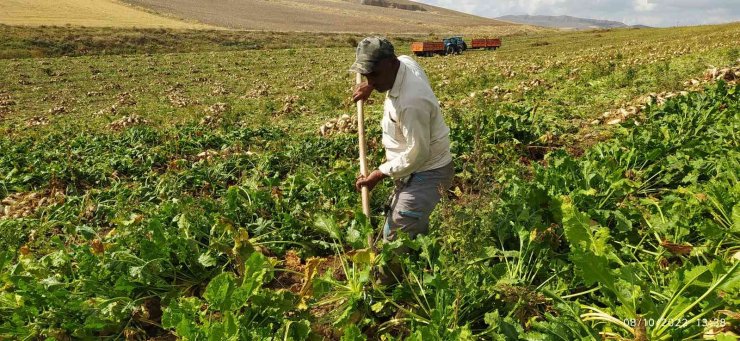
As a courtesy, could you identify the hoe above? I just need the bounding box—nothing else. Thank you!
[355,73,373,248]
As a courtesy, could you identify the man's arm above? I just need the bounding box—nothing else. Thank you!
[355,170,387,192]
[354,104,432,192]
[353,82,374,102]
[378,104,431,179]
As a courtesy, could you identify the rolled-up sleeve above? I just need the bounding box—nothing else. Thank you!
[378,103,431,178]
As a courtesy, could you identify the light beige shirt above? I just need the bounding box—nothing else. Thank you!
[378,55,452,179]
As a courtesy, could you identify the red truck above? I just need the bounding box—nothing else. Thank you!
[470,38,501,50]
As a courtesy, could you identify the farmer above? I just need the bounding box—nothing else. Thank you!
[351,36,454,246]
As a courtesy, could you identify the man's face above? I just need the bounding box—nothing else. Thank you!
[363,58,394,92]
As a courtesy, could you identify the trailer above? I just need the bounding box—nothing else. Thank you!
[411,41,445,57]
[470,38,501,50]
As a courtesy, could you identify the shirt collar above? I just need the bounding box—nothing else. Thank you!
[387,60,406,99]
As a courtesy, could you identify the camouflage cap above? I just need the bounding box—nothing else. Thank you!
[349,36,395,74]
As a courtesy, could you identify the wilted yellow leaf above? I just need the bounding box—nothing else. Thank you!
[350,248,376,265]
[296,257,325,310]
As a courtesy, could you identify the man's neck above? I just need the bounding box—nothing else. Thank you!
[386,58,404,98]
[390,59,401,81]
[385,58,401,91]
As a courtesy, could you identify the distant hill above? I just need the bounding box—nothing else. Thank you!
[121,0,520,33]
[496,15,648,30]
[0,0,213,29]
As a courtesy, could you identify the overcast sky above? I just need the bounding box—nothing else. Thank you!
[414,0,740,27]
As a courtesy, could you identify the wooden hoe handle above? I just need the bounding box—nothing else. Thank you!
[355,73,373,247]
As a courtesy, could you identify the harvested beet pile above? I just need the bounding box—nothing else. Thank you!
[109,114,148,131]
[319,114,357,137]
[0,190,65,219]
[595,61,739,126]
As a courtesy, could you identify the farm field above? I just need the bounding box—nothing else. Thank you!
[0,25,429,60]
[0,22,739,340]
[0,0,213,29]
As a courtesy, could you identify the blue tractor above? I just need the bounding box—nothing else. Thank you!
[443,36,467,55]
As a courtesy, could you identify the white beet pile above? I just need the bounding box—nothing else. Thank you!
[109,114,148,131]
[594,61,740,126]
[0,190,65,219]
[319,114,357,137]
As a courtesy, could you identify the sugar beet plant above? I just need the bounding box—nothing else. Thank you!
[0,76,738,340]
[434,81,740,340]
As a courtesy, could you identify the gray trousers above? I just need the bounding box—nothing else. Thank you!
[383,162,455,241]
